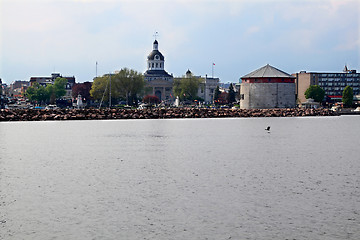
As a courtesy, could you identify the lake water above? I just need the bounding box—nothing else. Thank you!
[0,116,359,240]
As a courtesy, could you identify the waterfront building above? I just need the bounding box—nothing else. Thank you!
[239,64,296,109]
[293,66,360,104]
[144,40,174,103]
[30,73,75,100]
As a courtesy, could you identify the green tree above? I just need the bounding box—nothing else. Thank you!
[90,68,145,106]
[25,83,49,104]
[227,83,236,103]
[173,74,201,101]
[37,84,50,104]
[173,78,182,99]
[53,77,67,98]
[90,75,110,102]
[46,84,56,104]
[304,85,325,103]
[214,85,221,104]
[113,68,144,106]
[25,84,38,102]
[45,78,67,104]
[342,86,353,107]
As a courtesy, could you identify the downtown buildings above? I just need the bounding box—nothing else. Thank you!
[1,37,359,108]
[144,39,220,104]
[293,66,360,104]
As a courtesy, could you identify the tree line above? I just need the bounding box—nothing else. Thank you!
[25,69,239,107]
[90,68,145,106]
[26,78,68,104]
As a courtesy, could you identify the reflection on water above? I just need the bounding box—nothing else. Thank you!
[1,116,360,239]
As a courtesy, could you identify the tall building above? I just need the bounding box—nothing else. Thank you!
[144,40,174,103]
[293,67,360,104]
[239,64,296,109]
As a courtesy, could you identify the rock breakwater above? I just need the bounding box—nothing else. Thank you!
[0,108,338,122]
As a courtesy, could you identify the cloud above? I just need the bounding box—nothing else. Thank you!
[1,0,359,83]
[244,26,260,36]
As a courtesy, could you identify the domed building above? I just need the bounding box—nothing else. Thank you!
[239,64,295,109]
[144,40,173,103]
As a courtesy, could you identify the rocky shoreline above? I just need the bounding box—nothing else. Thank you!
[0,108,339,122]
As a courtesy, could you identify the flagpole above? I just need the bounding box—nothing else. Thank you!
[96,61,98,78]
[212,63,214,78]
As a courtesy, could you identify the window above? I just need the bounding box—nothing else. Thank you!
[240,94,244,100]
[152,63,154,68]
[156,63,158,68]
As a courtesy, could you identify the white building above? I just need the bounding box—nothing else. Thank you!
[144,40,174,103]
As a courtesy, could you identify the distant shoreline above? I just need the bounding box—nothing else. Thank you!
[0,108,344,122]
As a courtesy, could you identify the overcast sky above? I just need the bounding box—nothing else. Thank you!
[1,0,359,84]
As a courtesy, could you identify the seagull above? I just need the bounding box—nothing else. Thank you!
[265,126,270,131]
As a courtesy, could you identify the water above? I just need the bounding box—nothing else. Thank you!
[0,116,359,240]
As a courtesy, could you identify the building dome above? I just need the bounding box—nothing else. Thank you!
[147,50,164,61]
[147,40,164,61]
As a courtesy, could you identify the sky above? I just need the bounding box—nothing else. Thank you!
[0,0,359,84]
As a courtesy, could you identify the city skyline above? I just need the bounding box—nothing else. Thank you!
[0,0,359,84]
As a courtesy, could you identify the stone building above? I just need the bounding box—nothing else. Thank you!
[293,66,360,104]
[239,64,295,109]
[144,40,174,103]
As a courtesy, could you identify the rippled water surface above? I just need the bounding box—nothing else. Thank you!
[1,116,360,240]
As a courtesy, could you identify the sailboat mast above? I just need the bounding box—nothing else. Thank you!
[109,73,112,108]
